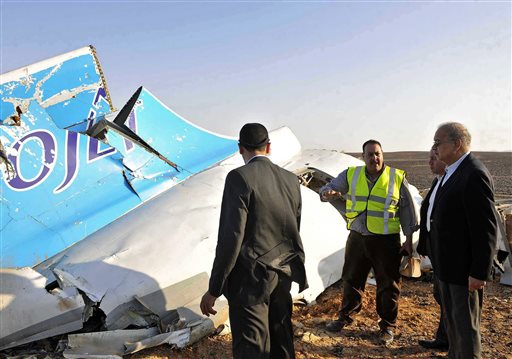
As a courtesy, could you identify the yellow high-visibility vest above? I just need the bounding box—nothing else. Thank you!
[345,166,405,235]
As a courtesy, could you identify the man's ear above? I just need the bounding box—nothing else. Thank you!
[265,142,271,154]
[453,139,463,153]
[238,143,244,155]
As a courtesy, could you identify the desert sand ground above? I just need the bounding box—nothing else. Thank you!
[130,280,512,359]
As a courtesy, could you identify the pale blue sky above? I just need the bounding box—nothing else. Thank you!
[1,1,510,151]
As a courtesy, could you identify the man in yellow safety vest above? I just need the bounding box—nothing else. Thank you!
[320,139,418,345]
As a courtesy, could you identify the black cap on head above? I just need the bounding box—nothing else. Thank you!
[239,123,269,148]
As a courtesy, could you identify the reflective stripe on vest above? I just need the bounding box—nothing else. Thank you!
[345,166,405,234]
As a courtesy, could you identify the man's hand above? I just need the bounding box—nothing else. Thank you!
[468,276,486,291]
[320,189,341,202]
[200,291,218,317]
[400,237,413,256]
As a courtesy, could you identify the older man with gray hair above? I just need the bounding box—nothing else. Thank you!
[428,122,497,359]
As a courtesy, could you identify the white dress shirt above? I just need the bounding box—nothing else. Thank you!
[426,152,470,232]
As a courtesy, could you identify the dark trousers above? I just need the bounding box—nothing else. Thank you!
[228,272,295,359]
[432,275,448,344]
[438,279,483,359]
[339,231,402,330]
[426,233,449,344]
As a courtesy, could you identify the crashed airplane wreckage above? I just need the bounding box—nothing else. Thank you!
[1,46,511,357]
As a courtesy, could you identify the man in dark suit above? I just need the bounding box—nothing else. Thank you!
[417,149,449,351]
[200,123,308,359]
[428,122,497,359]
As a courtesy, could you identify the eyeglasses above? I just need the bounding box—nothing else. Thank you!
[432,139,453,148]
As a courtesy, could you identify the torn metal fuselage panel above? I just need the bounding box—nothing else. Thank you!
[0,101,141,267]
[0,48,238,268]
[0,46,112,130]
[1,46,116,267]
[87,86,238,201]
[0,46,239,351]
[0,267,85,350]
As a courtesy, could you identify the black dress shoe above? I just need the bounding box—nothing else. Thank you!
[418,339,449,351]
[325,319,348,332]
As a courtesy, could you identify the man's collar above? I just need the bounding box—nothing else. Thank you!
[445,151,470,175]
[245,154,268,164]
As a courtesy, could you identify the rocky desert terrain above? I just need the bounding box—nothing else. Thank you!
[129,279,512,359]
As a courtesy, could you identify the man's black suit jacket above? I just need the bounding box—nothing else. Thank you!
[208,156,308,305]
[429,153,497,286]
[416,177,438,258]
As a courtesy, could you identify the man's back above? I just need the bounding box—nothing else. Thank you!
[209,155,307,305]
[233,156,302,258]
